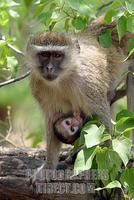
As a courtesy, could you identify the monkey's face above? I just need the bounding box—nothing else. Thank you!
[26,32,80,81]
[61,117,80,136]
[37,50,64,81]
[54,116,83,144]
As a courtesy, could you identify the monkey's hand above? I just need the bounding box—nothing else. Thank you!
[71,111,83,126]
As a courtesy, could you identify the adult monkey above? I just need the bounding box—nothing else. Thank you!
[26,28,128,170]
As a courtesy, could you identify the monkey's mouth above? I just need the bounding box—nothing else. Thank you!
[43,74,58,81]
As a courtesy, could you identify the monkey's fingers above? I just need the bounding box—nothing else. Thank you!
[73,111,81,118]
[71,116,83,126]
[71,119,80,126]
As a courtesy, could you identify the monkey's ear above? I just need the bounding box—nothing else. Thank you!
[74,39,80,53]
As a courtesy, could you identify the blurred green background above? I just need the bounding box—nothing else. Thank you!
[0,79,44,147]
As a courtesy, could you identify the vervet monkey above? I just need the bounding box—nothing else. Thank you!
[26,31,127,169]
[54,112,87,144]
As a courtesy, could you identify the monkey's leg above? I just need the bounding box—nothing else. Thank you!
[43,115,62,168]
[29,133,61,184]
[27,119,62,185]
[95,102,112,146]
[46,130,62,168]
[96,101,112,132]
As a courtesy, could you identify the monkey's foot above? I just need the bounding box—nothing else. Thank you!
[27,162,58,187]
[26,163,45,187]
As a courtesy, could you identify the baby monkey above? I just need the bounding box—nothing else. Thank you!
[54,112,88,144]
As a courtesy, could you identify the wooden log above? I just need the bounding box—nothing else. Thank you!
[0,148,96,200]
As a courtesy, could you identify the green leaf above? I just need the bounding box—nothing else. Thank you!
[0,10,9,26]
[125,1,134,14]
[111,0,123,9]
[68,0,91,16]
[115,117,134,133]
[72,16,87,30]
[7,56,18,77]
[39,12,52,26]
[117,16,127,41]
[84,125,105,148]
[23,0,33,7]
[112,137,131,166]
[0,0,19,8]
[128,38,134,52]
[64,18,70,32]
[104,9,115,24]
[74,146,96,175]
[127,15,134,33]
[49,21,56,31]
[51,11,60,20]
[0,40,7,47]
[124,48,134,61]
[9,9,19,18]
[99,30,112,48]
[96,180,122,191]
[68,0,81,11]
[100,134,111,143]
[120,168,134,197]
[96,148,122,182]
[116,110,134,122]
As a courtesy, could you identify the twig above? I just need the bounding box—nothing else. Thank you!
[97,1,113,12]
[7,43,24,56]
[0,71,30,88]
[111,89,126,105]
[0,133,17,147]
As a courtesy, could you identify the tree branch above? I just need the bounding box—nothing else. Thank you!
[97,1,113,13]
[7,43,24,56]
[0,71,30,88]
[127,65,134,144]
[110,89,126,105]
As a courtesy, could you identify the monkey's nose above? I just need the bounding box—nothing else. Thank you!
[46,64,53,73]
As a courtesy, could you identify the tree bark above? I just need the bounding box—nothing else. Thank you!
[127,65,134,144]
[0,147,96,200]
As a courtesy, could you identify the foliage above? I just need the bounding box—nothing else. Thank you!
[0,0,134,81]
[74,110,134,199]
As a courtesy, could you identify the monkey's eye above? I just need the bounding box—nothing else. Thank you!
[39,52,50,59]
[70,127,75,132]
[53,52,63,59]
[65,120,70,126]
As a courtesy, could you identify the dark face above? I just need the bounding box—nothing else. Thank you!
[37,51,64,81]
